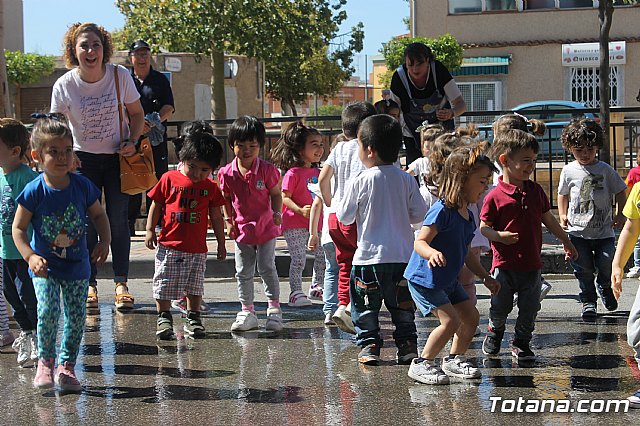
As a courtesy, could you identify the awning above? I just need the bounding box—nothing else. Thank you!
[451,56,511,76]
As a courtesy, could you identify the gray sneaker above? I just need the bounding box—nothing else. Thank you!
[265,307,283,332]
[184,311,206,339]
[408,358,450,385]
[156,313,175,340]
[442,355,481,379]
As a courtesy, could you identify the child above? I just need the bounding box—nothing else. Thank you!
[170,120,216,315]
[271,121,325,307]
[308,133,348,325]
[0,118,39,366]
[623,152,640,278]
[480,129,577,362]
[336,114,428,365]
[318,101,376,334]
[491,113,554,305]
[12,115,111,391]
[218,116,284,332]
[374,98,401,121]
[611,181,640,409]
[405,142,499,384]
[557,119,626,320]
[407,123,444,188]
[145,128,226,340]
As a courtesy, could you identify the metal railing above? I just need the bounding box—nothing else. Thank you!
[164,107,640,209]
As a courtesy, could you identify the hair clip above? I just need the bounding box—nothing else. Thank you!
[31,112,60,121]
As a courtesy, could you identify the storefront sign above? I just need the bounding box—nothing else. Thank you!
[562,41,626,67]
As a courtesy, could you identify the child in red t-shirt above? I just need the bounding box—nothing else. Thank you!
[145,129,226,341]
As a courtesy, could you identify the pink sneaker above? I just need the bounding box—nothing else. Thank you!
[54,361,82,391]
[33,358,55,389]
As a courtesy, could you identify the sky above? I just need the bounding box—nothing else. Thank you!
[23,0,409,80]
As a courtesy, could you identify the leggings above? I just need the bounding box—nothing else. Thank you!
[283,228,325,294]
[0,258,9,335]
[33,277,88,364]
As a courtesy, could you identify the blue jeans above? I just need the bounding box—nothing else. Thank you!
[350,263,417,347]
[322,242,339,316]
[76,152,130,284]
[489,268,541,342]
[568,235,615,304]
[2,259,37,331]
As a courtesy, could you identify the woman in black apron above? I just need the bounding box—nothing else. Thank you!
[390,42,467,166]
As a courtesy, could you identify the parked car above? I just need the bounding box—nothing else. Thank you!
[478,100,597,159]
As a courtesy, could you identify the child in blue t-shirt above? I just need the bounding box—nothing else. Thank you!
[404,142,500,386]
[0,118,39,367]
[12,114,110,392]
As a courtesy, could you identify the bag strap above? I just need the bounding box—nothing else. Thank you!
[396,65,414,103]
[114,65,123,143]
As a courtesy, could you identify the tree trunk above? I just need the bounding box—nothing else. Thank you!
[284,98,298,117]
[598,1,613,165]
[210,47,227,134]
[0,0,11,117]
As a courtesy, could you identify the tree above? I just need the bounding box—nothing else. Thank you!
[378,34,463,89]
[267,23,364,116]
[4,51,55,119]
[116,0,359,121]
[598,0,637,165]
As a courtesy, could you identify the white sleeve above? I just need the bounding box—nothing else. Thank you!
[49,80,68,115]
[336,177,359,226]
[119,65,141,105]
[443,79,462,102]
[408,178,428,224]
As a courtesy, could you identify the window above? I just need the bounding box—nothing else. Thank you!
[569,66,622,108]
[449,0,482,13]
[558,0,593,8]
[525,0,556,9]
[486,0,517,9]
[457,81,502,124]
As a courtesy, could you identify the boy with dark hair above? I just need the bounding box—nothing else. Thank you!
[318,102,377,333]
[480,129,577,361]
[336,114,427,364]
[145,131,227,340]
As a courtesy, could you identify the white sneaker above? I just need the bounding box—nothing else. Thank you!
[12,331,32,367]
[230,311,259,332]
[324,313,335,325]
[408,358,450,385]
[29,332,39,361]
[628,267,640,279]
[308,284,323,301]
[629,389,640,409]
[539,278,552,302]
[171,298,188,315]
[288,290,312,307]
[331,305,356,334]
[265,307,283,332]
[442,355,481,379]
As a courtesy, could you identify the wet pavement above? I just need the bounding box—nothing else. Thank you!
[1,276,640,425]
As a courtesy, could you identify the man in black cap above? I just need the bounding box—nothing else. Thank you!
[127,39,175,236]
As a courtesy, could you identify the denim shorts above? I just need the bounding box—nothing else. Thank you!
[408,280,469,316]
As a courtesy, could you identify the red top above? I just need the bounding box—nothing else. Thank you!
[480,177,550,272]
[281,166,322,231]
[148,170,225,253]
[626,165,640,188]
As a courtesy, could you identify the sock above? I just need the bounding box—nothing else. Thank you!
[267,300,280,309]
[242,304,255,313]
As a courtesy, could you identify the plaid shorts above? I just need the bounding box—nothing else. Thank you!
[153,244,207,300]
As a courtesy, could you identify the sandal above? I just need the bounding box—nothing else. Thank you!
[115,282,135,310]
[86,284,99,309]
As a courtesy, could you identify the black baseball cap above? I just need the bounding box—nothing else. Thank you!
[129,40,150,54]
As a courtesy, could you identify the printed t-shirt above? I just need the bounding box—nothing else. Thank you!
[147,170,225,253]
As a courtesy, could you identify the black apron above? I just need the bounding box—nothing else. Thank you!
[397,63,454,151]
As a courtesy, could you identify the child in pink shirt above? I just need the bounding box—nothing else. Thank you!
[272,121,325,307]
[218,116,284,332]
